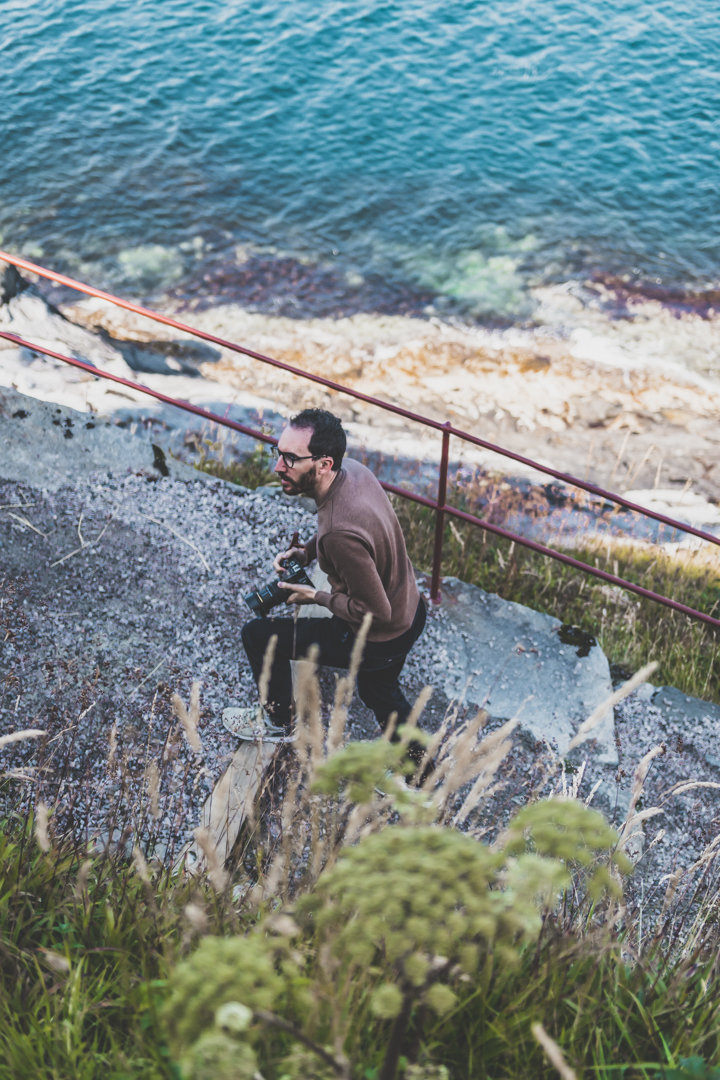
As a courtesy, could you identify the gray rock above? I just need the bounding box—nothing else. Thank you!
[0,386,206,489]
[592,779,633,828]
[115,339,221,377]
[0,263,27,305]
[438,577,617,763]
[119,342,196,377]
[651,686,720,734]
[255,484,316,515]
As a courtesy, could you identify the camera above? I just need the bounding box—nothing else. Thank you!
[243,558,314,617]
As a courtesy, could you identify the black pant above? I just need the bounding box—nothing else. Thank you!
[241,599,427,732]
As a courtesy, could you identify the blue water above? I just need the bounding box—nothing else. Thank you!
[1,0,719,316]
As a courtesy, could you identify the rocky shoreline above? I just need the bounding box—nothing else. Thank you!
[3,260,720,543]
[3,258,720,908]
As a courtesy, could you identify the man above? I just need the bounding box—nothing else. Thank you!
[224,408,426,746]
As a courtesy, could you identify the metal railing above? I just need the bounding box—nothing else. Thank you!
[1,249,719,631]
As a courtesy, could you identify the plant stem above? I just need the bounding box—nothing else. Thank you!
[378,992,414,1080]
[253,1009,350,1080]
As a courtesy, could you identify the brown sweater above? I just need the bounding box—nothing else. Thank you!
[304,458,419,641]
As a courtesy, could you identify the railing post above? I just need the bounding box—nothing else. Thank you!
[430,423,451,604]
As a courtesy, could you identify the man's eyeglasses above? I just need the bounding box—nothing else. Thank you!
[271,446,319,469]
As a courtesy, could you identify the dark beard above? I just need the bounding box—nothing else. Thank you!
[280,464,318,496]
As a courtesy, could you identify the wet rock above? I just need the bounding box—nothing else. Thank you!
[116,340,217,377]
[0,262,27,305]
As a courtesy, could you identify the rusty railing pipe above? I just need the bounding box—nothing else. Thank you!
[430,423,451,603]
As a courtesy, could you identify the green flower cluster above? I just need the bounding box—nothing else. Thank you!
[311,740,409,803]
[164,933,306,1068]
[165,793,627,1079]
[302,827,515,971]
[177,1032,258,1080]
[504,799,633,899]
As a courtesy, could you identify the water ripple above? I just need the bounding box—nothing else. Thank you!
[1,0,719,314]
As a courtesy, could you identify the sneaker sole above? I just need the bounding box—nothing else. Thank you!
[221,718,286,737]
[235,731,296,744]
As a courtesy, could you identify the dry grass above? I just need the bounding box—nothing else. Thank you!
[164,654,720,1080]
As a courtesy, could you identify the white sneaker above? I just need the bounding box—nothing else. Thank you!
[221,706,295,743]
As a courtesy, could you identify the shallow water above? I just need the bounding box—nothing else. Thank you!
[2,0,719,320]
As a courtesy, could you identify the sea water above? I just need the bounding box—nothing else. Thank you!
[1,0,719,323]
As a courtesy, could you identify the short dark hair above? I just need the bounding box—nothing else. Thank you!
[289,408,346,471]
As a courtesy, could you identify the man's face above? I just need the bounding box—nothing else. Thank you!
[274,426,321,495]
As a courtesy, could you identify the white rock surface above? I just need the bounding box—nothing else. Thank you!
[623,488,720,528]
[0,275,283,427]
[438,576,617,763]
[0,385,202,489]
[0,289,133,373]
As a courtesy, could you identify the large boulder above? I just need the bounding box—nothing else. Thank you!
[0,386,202,489]
[438,577,617,763]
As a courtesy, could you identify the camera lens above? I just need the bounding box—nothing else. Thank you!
[243,580,286,616]
[244,591,264,615]
[243,559,313,616]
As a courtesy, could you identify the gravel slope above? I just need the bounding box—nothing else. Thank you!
[1,390,719,911]
[0,465,456,858]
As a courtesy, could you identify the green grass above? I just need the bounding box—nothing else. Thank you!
[0,813,237,1080]
[426,934,720,1080]
[187,435,278,490]
[2,810,720,1080]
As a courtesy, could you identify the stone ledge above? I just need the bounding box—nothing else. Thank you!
[437,576,617,764]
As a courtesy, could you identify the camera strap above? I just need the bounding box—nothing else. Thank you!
[290,530,307,556]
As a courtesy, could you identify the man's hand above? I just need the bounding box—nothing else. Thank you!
[278,581,317,605]
[273,546,307,574]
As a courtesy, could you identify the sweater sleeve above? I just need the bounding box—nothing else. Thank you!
[313,531,392,627]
